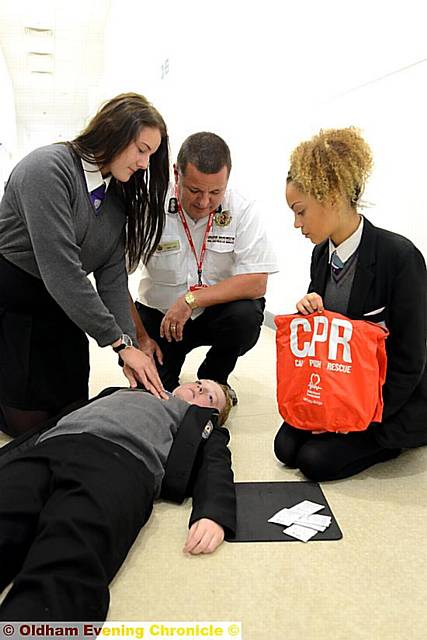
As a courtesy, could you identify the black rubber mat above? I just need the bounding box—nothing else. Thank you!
[226,481,343,542]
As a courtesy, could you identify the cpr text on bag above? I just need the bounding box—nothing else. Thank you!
[290,316,353,362]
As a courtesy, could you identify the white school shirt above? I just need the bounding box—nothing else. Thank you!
[81,158,111,192]
[328,215,364,264]
[138,186,278,317]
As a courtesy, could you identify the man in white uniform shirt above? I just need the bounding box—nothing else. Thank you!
[132,132,278,396]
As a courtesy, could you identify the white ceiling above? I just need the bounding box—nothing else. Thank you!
[0,0,110,149]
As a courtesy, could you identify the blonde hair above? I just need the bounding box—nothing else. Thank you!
[287,127,373,207]
[217,384,234,426]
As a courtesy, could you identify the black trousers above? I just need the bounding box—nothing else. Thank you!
[0,255,89,414]
[0,434,154,621]
[274,422,401,481]
[137,298,265,390]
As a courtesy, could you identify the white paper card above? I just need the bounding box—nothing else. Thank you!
[283,524,318,542]
[290,500,324,516]
[297,514,331,529]
[295,521,326,532]
[268,500,325,527]
[268,508,298,527]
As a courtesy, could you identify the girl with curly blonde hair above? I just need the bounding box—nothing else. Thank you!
[274,127,427,480]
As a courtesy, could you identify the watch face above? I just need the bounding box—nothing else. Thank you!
[122,334,133,348]
[185,292,196,308]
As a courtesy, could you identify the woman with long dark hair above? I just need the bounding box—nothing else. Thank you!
[0,93,170,436]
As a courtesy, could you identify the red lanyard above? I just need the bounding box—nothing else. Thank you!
[175,190,215,286]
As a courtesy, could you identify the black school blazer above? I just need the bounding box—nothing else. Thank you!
[309,217,427,448]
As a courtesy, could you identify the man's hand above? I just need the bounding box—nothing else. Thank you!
[120,347,168,399]
[183,518,225,555]
[137,335,164,365]
[296,292,324,315]
[129,292,163,363]
[160,296,192,343]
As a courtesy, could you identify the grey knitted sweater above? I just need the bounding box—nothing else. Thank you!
[0,143,135,346]
[38,389,190,497]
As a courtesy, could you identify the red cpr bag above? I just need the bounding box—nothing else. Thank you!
[275,310,388,432]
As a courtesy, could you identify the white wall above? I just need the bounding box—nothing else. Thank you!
[0,43,17,196]
[104,0,427,315]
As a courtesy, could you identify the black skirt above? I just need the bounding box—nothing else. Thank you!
[0,255,89,411]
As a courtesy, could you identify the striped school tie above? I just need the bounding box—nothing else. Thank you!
[331,250,345,281]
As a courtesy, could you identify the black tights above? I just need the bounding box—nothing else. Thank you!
[0,405,51,438]
[274,422,401,481]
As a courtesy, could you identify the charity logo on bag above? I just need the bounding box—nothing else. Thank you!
[306,372,322,403]
[275,310,388,432]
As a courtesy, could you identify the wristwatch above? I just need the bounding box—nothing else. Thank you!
[112,334,133,353]
[184,291,198,310]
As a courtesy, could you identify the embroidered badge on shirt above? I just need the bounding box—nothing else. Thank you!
[156,240,181,252]
[202,420,214,439]
[167,197,178,214]
[214,209,232,227]
[207,235,235,245]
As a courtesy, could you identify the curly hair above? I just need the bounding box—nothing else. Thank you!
[287,127,373,207]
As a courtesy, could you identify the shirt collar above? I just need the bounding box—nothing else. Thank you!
[183,210,211,228]
[81,158,111,192]
[329,215,364,264]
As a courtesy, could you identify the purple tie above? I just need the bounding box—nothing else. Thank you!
[90,183,106,211]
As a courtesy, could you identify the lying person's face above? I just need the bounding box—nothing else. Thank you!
[173,379,226,413]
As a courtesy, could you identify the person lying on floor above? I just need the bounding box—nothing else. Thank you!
[0,380,235,623]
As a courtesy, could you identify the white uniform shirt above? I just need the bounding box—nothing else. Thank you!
[328,215,364,265]
[138,186,278,317]
[81,158,111,191]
